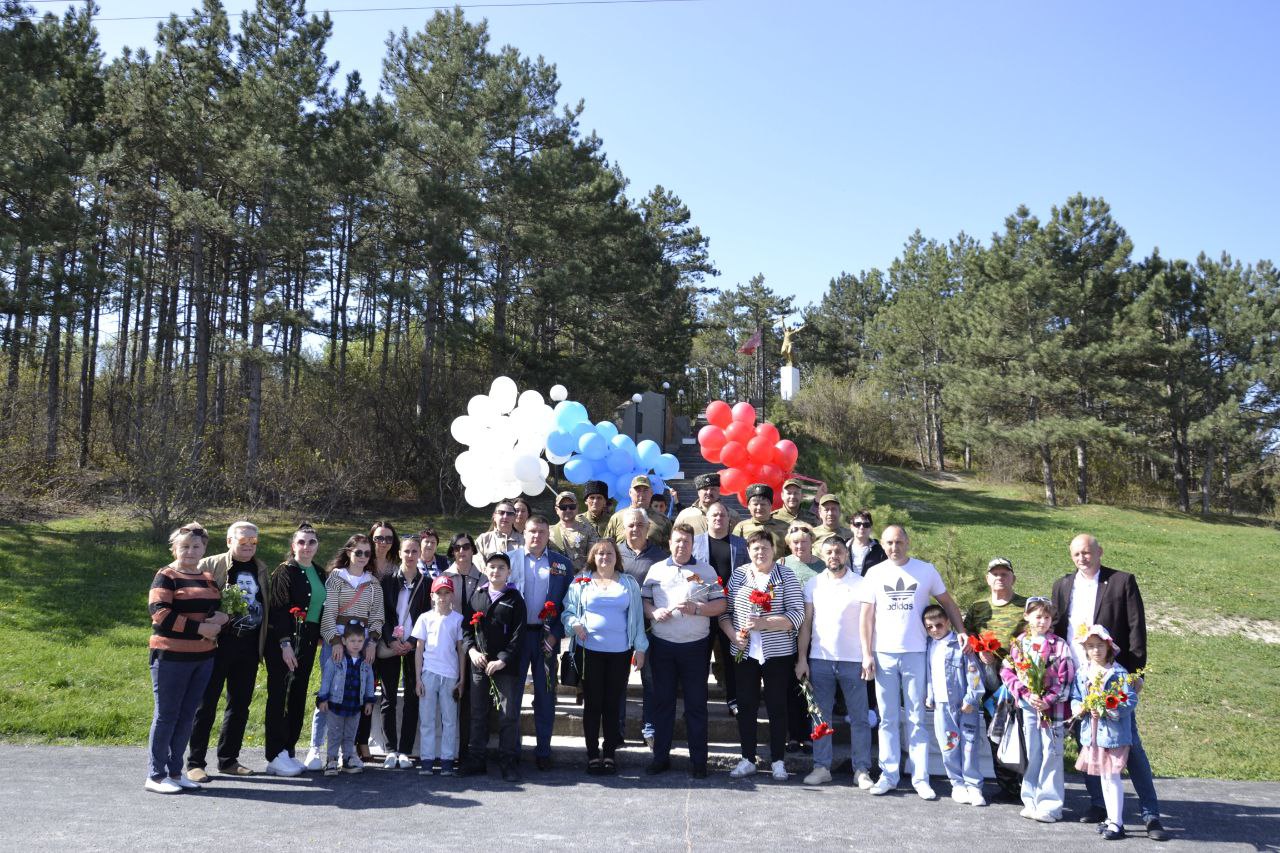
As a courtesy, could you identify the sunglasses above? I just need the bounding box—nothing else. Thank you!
[295,538,318,546]
[235,536,259,545]
[178,526,208,537]
[495,510,515,517]
[372,535,395,543]
[851,522,871,528]
[350,549,371,558]
[456,543,474,551]
[558,504,577,511]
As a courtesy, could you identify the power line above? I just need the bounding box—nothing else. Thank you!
[21,0,709,21]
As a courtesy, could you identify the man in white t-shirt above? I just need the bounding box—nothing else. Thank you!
[858,525,967,799]
[795,537,873,788]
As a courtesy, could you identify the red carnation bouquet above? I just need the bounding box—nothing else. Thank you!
[734,584,774,662]
[798,676,834,742]
[466,610,504,705]
[539,600,559,694]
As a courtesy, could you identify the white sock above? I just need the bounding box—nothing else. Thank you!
[1101,772,1124,826]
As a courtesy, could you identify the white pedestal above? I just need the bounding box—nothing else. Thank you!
[780,365,799,401]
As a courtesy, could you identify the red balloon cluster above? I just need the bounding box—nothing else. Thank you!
[698,400,799,509]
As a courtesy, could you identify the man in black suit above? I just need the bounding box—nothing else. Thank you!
[1051,534,1167,842]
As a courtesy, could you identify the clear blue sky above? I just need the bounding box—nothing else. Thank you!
[83,0,1280,316]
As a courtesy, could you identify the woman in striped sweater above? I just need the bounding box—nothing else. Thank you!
[146,523,228,794]
[320,534,385,762]
[719,529,805,781]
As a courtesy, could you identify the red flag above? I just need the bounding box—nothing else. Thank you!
[738,328,762,355]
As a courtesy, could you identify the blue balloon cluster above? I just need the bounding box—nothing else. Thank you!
[546,403,681,510]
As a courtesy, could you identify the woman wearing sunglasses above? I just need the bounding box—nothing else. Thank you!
[369,520,401,580]
[265,523,325,776]
[847,510,887,577]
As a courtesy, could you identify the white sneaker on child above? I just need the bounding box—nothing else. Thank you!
[950,786,969,804]
[144,777,182,794]
[302,748,323,772]
[323,759,339,777]
[967,786,987,806]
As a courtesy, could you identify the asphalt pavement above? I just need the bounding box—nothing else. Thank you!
[3,743,1276,851]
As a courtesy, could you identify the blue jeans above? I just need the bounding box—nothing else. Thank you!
[518,629,556,758]
[148,655,214,780]
[418,671,459,761]
[1021,708,1066,818]
[873,651,928,786]
[809,658,871,772]
[933,700,983,789]
[1083,712,1160,821]
[649,635,710,766]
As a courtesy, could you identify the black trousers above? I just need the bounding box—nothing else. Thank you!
[581,648,631,760]
[375,652,419,756]
[186,631,260,770]
[786,668,810,742]
[712,629,738,706]
[263,621,320,760]
[735,654,794,763]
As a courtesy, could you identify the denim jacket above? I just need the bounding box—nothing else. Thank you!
[926,632,984,709]
[317,653,376,708]
[1071,662,1139,749]
[561,573,649,653]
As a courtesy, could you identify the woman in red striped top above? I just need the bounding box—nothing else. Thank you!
[146,523,228,794]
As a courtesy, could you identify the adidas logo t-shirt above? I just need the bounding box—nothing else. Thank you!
[858,557,947,654]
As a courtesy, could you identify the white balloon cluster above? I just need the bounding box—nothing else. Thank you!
[449,376,560,508]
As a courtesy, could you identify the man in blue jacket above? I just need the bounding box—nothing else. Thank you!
[507,513,573,771]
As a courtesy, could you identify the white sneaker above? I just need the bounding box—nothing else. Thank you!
[302,748,323,772]
[855,769,874,790]
[770,760,788,781]
[323,759,339,777]
[950,786,969,804]
[144,777,182,794]
[1020,806,1037,819]
[383,753,399,770]
[286,753,307,774]
[803,765,832,786]
[868,776,894,795]
[346,755,364,771]
[1033,812,1059,823]
[968,786,987,807]
[172,774,201,790]
[265,750,303,777]
[729,758,757,779]
[396,753,413,770]
[914,781,938,801]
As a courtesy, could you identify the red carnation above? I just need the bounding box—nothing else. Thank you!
[538,600,558,621]
[810,722,835,741]
[747,589,773,613]
[289,606,306,619]
[469,611,483,626]
[1105,694,1120,710]
[573,576,591,585]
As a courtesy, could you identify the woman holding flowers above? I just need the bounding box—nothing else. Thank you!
[1001,597,1075,823]
[719,526,804,781]
[562,539,648,775]
[146,523,225,794]
[265,523,325,776]
[1071,624,1141,841]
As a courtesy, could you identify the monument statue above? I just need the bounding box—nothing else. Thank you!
[780,323,805,367]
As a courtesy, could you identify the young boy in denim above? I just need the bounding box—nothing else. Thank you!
[923,604,986,806]
[318,618,376,775]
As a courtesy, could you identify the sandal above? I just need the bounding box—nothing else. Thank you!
[587,759,603,775]
[602,758,616,775]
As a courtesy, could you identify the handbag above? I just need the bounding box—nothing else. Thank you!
[560,639,583,687]
[995,707,1028,772]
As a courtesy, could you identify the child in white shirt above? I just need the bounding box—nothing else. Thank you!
[413,575,465,775]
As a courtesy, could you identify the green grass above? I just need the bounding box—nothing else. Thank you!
[0,510,487,749]
[2,484,1278,781]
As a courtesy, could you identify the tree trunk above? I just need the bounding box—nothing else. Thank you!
[44,263,62,464]
[1075,440,1089,504]
[1040,443,1056,507]
[5,245,30,418]
[1199,444,1214,516]
[1170,420,1190,513]
[191,196,209,465]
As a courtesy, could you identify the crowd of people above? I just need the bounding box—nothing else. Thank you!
[145,472,1166,841]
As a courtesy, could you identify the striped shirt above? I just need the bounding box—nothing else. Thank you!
[148,566,220,661]
[320,571,385,643]
[719,562,804,661]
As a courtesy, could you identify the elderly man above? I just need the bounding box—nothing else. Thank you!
[847,508,887,576]
[476,500,521,559]
[796,537,873,788]
[618,507,669,747]
[963,557,1027,801]
[604,475,672,547]
[692,501,747,716]
[732,483,789,555]
[811,494,854,548]
[507,514,573,771]
[641,523,726,778]
[1051,534,1166,841]
[772,477,818,526]
[186,520,270,781]
[576,480,611,538]
[859,525,967,799]
[549,490,597,572]
[674,473,737,535]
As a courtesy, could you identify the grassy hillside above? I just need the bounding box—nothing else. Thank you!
[0,478,1277,780]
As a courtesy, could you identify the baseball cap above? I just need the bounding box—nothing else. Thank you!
[630,475,653,490]
[817,493,840,505]
[430,576,455,594]
[987,557,1014,573]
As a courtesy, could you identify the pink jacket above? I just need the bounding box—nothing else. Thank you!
[1000,632,1076,723]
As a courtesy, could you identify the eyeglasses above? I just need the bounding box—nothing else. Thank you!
[295,538,318,546]
[495,510,515,517]
[372,535,394,543]
[235,536,258,545]
[851,522,871,528]
[351,549,371,557]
